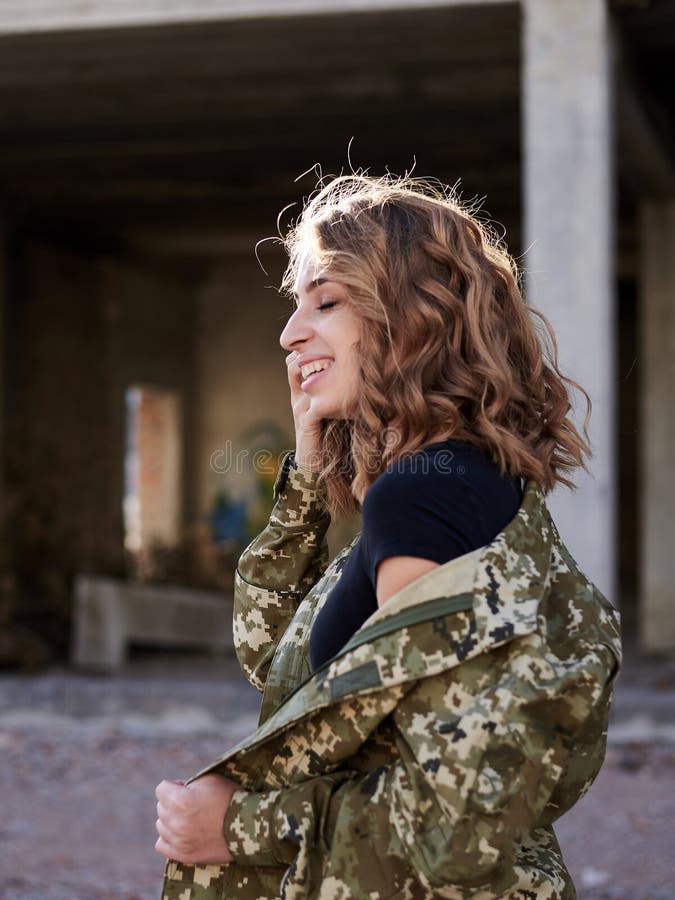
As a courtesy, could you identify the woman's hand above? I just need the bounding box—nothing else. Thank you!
[154,774,242,865]
[285,350,323,470]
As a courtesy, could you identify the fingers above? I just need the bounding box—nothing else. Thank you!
[155,814,181,846]
[155,792,189,862]
[154,775,236,866]
[285,350,298,371]
[155,795,182,847]
[155,779,171,803]
[154,834,172,859]
[155,802,178,861]
[155,779,188,807]
[155,833,184,862]
[286,351,302,387]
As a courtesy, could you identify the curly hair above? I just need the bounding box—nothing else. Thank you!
[281,173,591,520]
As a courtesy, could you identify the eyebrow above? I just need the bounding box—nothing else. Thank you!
[292,277,329,300]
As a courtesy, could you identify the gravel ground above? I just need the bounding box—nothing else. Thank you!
[0,722,674,900]
[1,649,674,900]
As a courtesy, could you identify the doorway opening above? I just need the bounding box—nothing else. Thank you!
[123,385,183,577]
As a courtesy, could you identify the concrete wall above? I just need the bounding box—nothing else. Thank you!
[195,251,294,520]
[617,278,640,631]
[0,219,5,514]
[98,253,197,543]
[195,251,361,556]
[5,237,196,578]
[5,239,120,575]
[639,203,675,651]
[5,236,354,584]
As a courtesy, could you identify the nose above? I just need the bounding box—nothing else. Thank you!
[279,306,312,351]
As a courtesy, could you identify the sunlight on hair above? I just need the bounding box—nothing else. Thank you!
[273,170,592,521]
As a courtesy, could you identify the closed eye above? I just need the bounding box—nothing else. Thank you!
[318,301,338,311]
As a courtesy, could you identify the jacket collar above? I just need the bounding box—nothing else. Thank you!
[473,478,553,645]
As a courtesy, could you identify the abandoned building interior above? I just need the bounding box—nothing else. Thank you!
[0,0,674,666]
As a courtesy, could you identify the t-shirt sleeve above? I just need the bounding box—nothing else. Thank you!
[361,465,475,591]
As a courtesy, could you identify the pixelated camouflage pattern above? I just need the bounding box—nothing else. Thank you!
[233,453,332,695]
[161,478,621,900]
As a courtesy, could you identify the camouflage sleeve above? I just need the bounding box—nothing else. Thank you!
[222,645,614,894]
[233,452,331,692]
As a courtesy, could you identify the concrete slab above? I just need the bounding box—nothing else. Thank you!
[0,0,513,36]
[70,575,235,671]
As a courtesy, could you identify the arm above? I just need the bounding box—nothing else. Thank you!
[234,334,329,692]
[233,452,331,692]
[375,555,439,606]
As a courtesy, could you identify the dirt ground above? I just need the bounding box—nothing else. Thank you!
[0,721,673,900]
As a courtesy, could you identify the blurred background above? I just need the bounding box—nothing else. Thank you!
[0,1,674,898]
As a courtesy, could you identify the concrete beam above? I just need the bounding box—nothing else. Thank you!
[522,0,616,603]
[0,0,513,36]
[639,203,675,652]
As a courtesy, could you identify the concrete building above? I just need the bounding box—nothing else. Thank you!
[0,0,673,653]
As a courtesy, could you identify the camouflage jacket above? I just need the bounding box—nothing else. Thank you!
[162,453,622,900]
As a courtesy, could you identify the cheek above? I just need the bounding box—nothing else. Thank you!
[343,365,361,400]
[349,345,362,382]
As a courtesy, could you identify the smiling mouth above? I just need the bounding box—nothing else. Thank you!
[299,358,333,378]
[300,366,331,390]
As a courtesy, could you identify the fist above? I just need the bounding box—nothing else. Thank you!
[154,774,242,865]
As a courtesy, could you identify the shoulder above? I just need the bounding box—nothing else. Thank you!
[362,462,419,517]
[362,444,468,521]
[362,440,522,552]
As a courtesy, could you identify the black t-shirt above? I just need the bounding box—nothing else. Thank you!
[309,438,523,671]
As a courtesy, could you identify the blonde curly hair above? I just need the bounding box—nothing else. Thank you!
[281,173,591,520]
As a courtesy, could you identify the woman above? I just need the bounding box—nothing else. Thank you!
[156,174,621,899]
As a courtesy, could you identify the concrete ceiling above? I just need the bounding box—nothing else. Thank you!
[0,4,521,254]
[0,1,673,267]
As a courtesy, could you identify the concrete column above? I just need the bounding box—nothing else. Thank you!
[639,203,675,651]
[522,0,616,603]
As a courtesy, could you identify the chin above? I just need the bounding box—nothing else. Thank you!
[312,405,341,420]
[309,393,356,421]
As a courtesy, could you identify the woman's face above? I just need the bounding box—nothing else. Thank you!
[279,260,361,420]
